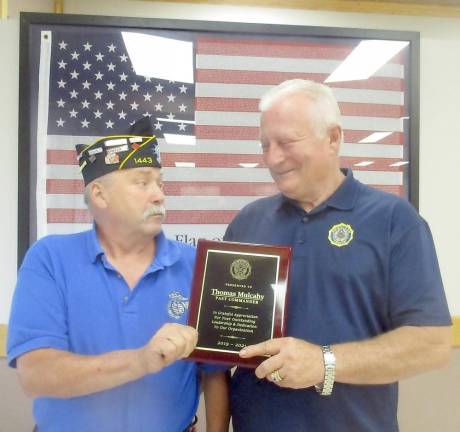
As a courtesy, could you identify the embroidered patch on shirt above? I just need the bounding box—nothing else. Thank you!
[168,291,189,319]
[328,223,354,247]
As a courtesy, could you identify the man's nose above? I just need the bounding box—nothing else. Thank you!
[149,184,165,203]
[264,142,284,167]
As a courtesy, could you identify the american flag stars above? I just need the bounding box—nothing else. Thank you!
[48,30,195,137]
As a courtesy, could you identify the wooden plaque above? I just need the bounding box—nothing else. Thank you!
[187,239,291,368]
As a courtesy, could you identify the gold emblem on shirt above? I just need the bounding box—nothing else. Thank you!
[328,223,354,247]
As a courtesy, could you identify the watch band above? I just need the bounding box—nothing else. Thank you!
[314,345,336,396]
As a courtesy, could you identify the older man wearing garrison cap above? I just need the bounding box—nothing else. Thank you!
[7,118,230,432]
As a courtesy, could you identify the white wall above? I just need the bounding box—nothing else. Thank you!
[0,20,18,326]
[1,0,459,323]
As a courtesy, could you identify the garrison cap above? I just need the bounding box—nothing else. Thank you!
[75,117,161,186]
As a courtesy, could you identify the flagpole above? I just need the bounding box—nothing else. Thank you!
[36,31,53,239]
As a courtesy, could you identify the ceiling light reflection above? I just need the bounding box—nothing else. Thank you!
[359,132,393,143]
[353,161,375,167]
[325,40,409,83]
[157,118,195,124]
[122,32,194,83]
[389,161,409,167]
[174,162,196,168]
[164,134,196,146]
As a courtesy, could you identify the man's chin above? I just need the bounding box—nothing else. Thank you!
[143,213,165,222]
[143,224,162,237]
[274,181,297,198]
[142,215,164,231]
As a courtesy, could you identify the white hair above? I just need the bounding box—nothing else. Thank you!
[259,79,343,140]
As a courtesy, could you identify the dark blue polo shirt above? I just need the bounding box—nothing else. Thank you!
[224,169,451,432]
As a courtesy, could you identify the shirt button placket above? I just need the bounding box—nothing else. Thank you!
[297,214,309,245]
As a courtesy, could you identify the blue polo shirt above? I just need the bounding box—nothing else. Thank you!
[8,229,211,432]
[224,170,451,432]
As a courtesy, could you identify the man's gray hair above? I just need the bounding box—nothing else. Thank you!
[83,172,112,208]
[83,184,91,208]
[259,79,343,140]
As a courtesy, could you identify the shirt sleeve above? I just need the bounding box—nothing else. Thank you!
[7,240,69,367]
[388,218,451,328]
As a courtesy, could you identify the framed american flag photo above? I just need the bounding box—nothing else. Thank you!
[18,12,419,263]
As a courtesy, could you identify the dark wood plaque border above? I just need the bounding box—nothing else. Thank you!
[187,239,291,367]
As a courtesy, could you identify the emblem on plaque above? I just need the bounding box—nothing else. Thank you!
[328,223,354,247]
[167,291,189,319]
[230,258,252,280]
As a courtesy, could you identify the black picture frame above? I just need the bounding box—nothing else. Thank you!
[18,12,419,265]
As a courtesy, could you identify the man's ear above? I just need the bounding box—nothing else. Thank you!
[90,181,109,209]
[328,125,342,155]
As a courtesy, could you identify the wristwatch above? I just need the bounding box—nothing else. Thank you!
[314,345,336,396]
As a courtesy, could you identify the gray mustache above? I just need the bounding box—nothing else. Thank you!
[143,204,166,221]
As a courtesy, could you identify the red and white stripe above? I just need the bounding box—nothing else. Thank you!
[45,37,408,239]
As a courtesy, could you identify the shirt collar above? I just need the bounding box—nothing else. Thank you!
[324,168,360,211]
[276,168,360,213]
[152,230,180,268]
[86,225,180,268]
[87,224,104,263]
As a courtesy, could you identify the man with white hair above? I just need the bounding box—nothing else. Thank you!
[224,79,451,431]
[8,118,230,432]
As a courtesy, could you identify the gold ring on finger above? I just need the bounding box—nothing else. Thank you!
[270,369,283,382]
